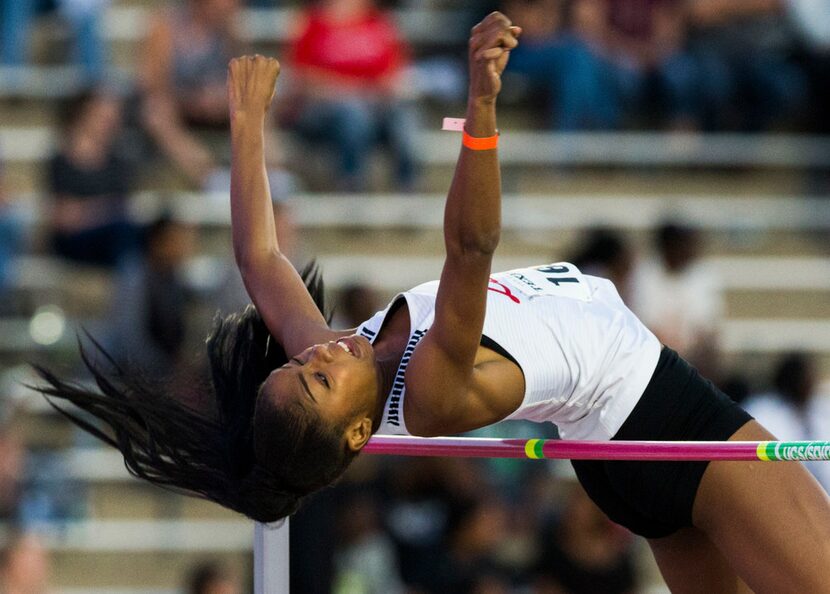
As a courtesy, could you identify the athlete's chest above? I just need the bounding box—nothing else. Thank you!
[376,298,521,372]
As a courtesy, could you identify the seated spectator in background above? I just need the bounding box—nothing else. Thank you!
[788,0,830,193]
[186,560,242,594]
[0,531,51,594]
[504,0,614,129]
[0,153,25,302]
[534,481,637,594]
[0,424,25,521]
[687,0,807,130]
[595,0,697,129]
[48,90,139,268]
[788,0,830,135]
[285,0,418,191]
[567,228,635,304]
[332,283,383,328]
[445,496,512,594]
[743,353,830,493]
[0,0,109,86]
[629,220,723,376]
[109,216,197,376]
[333,492,406,594]
[382,458,485,593]
[139,0,243,188]
[506,0,696,129]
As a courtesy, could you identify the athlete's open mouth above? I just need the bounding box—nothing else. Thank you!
[336,339,359,358]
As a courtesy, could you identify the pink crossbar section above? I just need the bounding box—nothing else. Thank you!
[363,436,765,461]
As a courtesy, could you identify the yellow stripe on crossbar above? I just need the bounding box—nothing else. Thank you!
[525,439,543,459]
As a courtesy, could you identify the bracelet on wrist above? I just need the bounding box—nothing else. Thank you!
[462,128,499,151]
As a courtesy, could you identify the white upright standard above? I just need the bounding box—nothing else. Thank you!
[254,519,289,593]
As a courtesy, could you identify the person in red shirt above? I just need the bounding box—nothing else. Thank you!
[286,0,418,191]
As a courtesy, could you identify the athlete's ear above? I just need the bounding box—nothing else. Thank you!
[346,416,372,452]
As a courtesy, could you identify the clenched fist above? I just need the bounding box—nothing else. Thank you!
[228,55,281,118]
[468,12,521,104]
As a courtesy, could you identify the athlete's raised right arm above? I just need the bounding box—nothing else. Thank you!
[228,56,336,356]
[406,14,522,435]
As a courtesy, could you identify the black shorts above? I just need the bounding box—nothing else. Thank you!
[571,347,753,539]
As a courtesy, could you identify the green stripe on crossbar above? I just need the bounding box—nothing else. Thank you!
[525,439,545,459]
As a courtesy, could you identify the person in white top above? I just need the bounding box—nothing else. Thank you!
[34,12,830,594]
[743,353,830,493]
[629,221,724,373]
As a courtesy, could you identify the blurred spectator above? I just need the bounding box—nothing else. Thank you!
[534,482,637,594]
[567,228,635,304]
[787,0,830,194]
[467,573,512,594]
[0,425,25,521]
[0,531,52,594]
[0,153,25,302]
[333,283,383,328]
[0,0,109,86]
[629,221,723,375]
[109,216,197,375]
[743,353,830,493]
[593,0,697,129]
[186,560,242,594]
[47,90,140,268]
[285,0,419,191]
[138,0,243,188]
[788,0,830,132]
[333,492,406,594]
[505,0,696,129]
[382,458,489,592]
[718,371,751,405]
[445,496,511,594]
[687,0,807,130]
[787,0,830,53]
[505,0,624,129]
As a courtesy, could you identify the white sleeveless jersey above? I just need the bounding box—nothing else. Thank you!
[357,263,661,440]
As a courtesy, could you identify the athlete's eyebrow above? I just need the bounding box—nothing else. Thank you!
[297,372,316,403]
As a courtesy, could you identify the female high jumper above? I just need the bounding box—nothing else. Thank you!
[36,12,830,593]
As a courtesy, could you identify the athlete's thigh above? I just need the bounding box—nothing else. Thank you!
[693,420,830,594]
[648,527,750,594]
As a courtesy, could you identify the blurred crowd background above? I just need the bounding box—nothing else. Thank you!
[0,0,828,592]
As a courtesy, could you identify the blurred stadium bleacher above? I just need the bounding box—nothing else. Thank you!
[1,1,829,593]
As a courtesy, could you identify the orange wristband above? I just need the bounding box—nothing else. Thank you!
[462,129,499,151]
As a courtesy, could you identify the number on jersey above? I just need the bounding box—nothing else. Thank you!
[497,263,593,302]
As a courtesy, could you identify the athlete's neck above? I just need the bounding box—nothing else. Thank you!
[371,355,399,429]
[368,299,411,430]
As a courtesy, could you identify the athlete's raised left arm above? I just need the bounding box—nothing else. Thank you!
[229,56,339,356]
[406,13,522,436]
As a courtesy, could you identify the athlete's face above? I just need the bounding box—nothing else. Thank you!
[262,335,378,450]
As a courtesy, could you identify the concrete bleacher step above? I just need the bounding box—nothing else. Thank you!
[13,412,76,449]
[136,191,830,234]
[0,102,56,127]
[0,518,252,588]
[725,291,830,319]
[4,122,828,195]
[50,549,250,590]
[85,482,243,521]
[423,166,815,198]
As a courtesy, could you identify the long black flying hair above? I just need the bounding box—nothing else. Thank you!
[33,263,352,523]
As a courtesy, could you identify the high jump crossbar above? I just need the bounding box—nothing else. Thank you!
[254,435,830,594]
